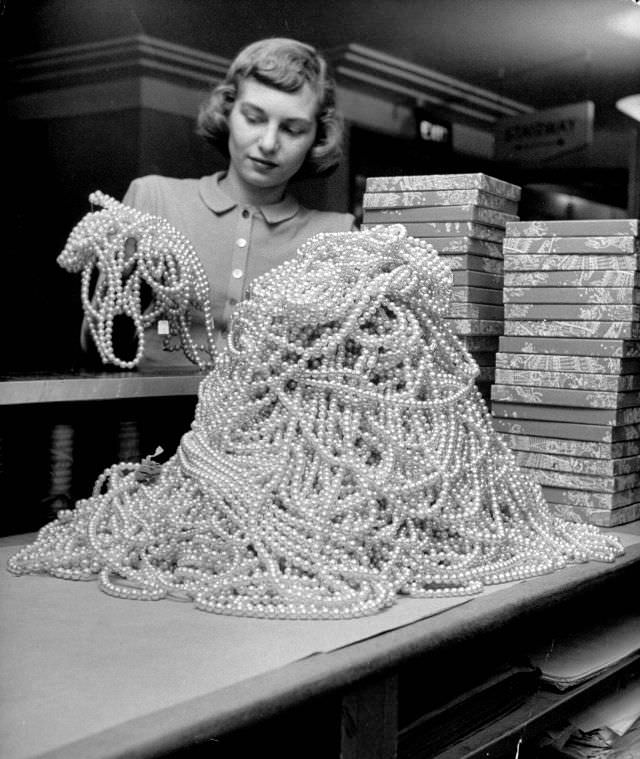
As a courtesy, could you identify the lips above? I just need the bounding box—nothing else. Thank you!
[249,156,278,169]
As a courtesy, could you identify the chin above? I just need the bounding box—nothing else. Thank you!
[250,173,279,186]
[248,174,287,191]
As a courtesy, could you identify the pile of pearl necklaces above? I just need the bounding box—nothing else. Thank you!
[9,225,624,618]
[57,191,216,369]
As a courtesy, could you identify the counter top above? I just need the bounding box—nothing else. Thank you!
[1,524,639,759]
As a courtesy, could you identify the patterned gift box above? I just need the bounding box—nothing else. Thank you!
[494,367,640,391]
[365,173,521,199]
[505,219,639,238]
[363,205,518,227]
[503,286,639,304]
[363,220,508,242]
[495,352,640,374]
[362,189,519,213]
[547,501,640,527]
[498,336,640,357]
[445,318,503,336]
[515,451,640,476]
[503,254,640,271]
[452,286,503,305]
[503,236,639,254]
[542,485,640,508]
[438,254,502,274]
[504,303,640,321]
[522,467,639,492]
[453,270,503,289]
[498,433,640,459]
[408,237,504,257]
[491,385,640,409]
[504,270,640,287]
[448,303,504,320]
[492,417,640,442]
[404,221,508,242]
[492,401,640,425]
[504,321,640,339]
[507,219,639,237]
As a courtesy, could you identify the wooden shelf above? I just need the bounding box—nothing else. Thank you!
[0,369,205,405]
[426,654,640,759]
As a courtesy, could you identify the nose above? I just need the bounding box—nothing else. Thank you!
[259,122,279,155]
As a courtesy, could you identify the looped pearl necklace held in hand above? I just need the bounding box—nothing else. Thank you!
[9,225,624,618]
[57,191,216,369]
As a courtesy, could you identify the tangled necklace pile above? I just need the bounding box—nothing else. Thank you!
[58,191,215,369]
[10,225,623,618]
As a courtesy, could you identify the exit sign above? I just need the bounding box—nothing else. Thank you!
[414,107,452,148]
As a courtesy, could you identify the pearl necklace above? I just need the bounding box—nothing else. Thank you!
[57,191,216,369]
[9,224,624,618]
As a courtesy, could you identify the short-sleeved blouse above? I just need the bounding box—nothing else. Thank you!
[122,172,356,366]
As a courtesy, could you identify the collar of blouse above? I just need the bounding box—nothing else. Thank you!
[199,172,300,223]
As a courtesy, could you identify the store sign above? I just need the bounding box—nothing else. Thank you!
[494,101,594,163]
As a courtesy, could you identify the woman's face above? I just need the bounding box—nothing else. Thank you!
[226,76,319,198]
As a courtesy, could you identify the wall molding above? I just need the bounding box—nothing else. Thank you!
[9,77,215,121]
[9,34,229,91]
[8,35,229,120]
[9,34,531,133]
[330,43,533,125]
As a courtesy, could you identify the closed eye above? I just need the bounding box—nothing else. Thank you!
[240,105,266,125]
[239,104,313,135]
[282,124,310,136]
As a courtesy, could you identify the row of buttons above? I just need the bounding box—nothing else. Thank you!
[232,212,250,290]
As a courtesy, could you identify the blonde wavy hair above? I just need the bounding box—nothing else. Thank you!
[197,38,344,178]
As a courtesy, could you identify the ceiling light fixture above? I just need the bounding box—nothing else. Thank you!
[607,7,640,38]
[616,94,640,121]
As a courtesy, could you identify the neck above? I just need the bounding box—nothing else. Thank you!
[220,168,287,207]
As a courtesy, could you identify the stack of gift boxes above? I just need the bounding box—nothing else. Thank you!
[491,218,640,526]
[362,173,521,401]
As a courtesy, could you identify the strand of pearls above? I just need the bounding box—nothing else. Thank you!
[9,225,624,618]
[58,191,216,369]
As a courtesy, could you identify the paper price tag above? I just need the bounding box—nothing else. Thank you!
[157,319,170,335]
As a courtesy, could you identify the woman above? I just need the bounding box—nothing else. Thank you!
[90,37,355,366]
